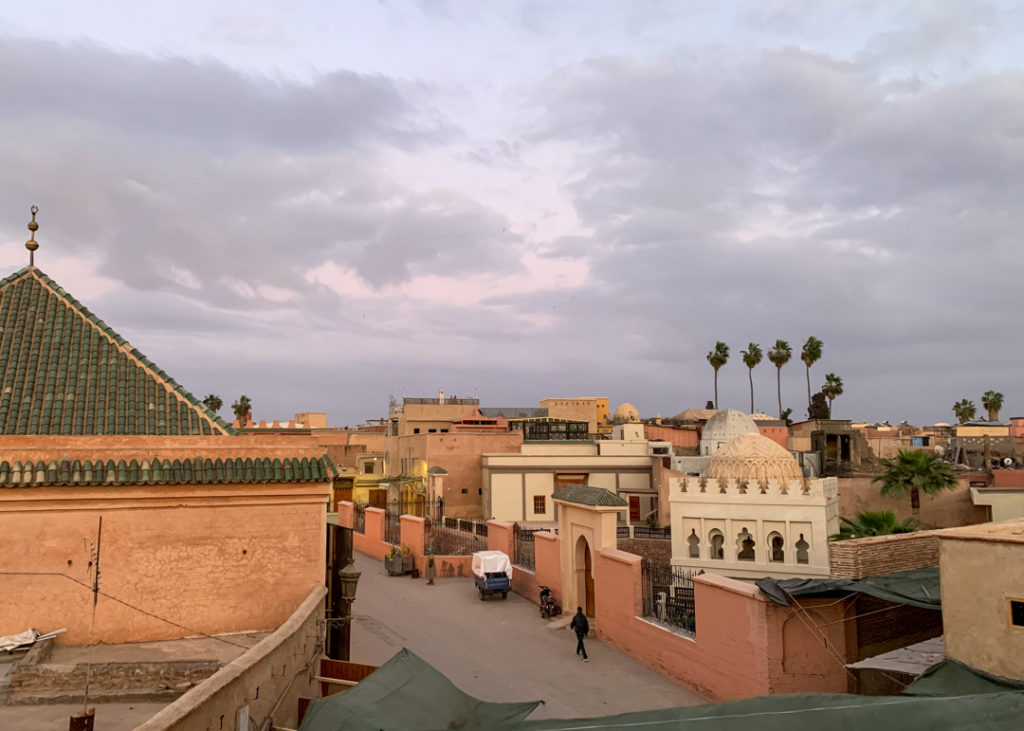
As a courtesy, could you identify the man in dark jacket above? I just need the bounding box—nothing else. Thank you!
[570,607,589,662]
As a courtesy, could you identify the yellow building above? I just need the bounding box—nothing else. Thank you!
[539,397,612,436]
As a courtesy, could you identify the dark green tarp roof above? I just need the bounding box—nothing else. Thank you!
[756,567,941,610]
[297,648,541,731]
[904,659,1024,697]
[518,691,1024,730]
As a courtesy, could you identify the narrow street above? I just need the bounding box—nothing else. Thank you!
[349,553,704,721]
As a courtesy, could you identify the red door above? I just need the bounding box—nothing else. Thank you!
[628,495,641,522]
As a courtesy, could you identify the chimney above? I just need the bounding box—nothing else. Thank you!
[438,390,445,405]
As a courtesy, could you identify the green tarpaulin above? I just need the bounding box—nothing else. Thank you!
[756,566,941,610]
[297,648,541,731]
[904,659,1024,697]
[517,691,1024,730]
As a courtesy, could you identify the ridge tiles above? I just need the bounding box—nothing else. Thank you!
[0,266,236,436]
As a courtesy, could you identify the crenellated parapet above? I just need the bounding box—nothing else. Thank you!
[674,475,837,502]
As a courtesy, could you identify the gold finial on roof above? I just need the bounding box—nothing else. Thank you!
[25,205,39,267]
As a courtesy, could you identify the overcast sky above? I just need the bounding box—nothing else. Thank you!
[1,1,1022,426]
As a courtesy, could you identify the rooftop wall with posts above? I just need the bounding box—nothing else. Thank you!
[674,476,838,503]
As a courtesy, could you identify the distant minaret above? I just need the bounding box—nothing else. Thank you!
[25,205,39,267]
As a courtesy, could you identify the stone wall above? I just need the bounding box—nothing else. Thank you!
[828,530,941,579]
[136,586,325,731]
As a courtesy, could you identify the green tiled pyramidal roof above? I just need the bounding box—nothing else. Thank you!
[551,484,628,507]
[0,266,235,436]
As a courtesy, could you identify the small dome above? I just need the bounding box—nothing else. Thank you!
[706,433,803,483]
[613,403,640,423]
[698,409,759,455]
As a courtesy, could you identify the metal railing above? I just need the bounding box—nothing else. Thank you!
[426,525,488,556]
[641,558,696,635]
[353,503,366,534]
[617,525,629,539]
[512,523,539,571]
[633,526,672,540]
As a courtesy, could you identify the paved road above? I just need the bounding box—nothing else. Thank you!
[350,553,704,720]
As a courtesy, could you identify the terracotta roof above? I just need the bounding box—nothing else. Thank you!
[0,266,234,436]
[0,453,337,487]
[551,484,628,507]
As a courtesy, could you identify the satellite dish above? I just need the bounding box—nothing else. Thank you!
[1004,457,1014,467]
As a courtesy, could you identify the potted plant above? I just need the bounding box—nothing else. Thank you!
[401,544,414,574]
[385,547,404,576]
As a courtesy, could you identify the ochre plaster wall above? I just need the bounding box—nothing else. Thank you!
[837,475,989,528]
[941,538,1024,680]
[0,482,328,645]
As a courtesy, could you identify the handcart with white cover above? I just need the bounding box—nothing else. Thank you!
[472,550,512,601]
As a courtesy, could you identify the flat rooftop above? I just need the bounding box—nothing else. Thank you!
[938,519,1024,544]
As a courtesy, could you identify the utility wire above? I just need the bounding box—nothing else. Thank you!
[0,570,253,649]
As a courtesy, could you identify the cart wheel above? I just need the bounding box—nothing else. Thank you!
[479,589,485,601]
[502,591,508,599]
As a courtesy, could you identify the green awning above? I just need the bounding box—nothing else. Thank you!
[298,648,541,731]
[904,659,1024,697]
[518,691,1024,730]
[756,567,941,610]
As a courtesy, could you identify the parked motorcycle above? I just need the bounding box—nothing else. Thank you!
[539,585,561,619]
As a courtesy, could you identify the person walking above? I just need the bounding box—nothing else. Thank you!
[425,548,436,586]
[570,607,589,662]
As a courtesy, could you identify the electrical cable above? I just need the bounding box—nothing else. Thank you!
[0,570,252,649]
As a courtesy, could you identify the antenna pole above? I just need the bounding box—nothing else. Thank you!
[72,517,102,731]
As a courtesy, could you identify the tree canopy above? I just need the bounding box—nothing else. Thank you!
[874,449,957,517]
[981,390,1004,422]
[831,511,923,541]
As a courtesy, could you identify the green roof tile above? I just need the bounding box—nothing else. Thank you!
[0,267,236,435]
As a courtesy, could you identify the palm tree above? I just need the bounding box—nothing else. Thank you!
[801,336,823,411]
[952,399,976,424]
[202,394,223,414]
[821,373,844,418]
[767,339,792,420]
[874,449,957,518]
[706,341,729,410]
[232,395,252,427]
[741,343,762,413]
[830,511,922,541]
[981,390,1005,422]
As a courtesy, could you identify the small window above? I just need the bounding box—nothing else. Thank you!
[478,488,482,495]
[533,495,546,514]
[1010,599,1024,628]
[709,530,724,560]
[687,529,700,558]
[737,528,755,561]
[461,488,468,494]
[413,428,420,434]
[441,428,449,433]
[429,428,437,433]
[796,534,810,564]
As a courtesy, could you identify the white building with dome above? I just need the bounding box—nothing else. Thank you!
[698,409,760,455]
[669,432,839,579]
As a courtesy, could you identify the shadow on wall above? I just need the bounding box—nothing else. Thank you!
[440,561,469,578]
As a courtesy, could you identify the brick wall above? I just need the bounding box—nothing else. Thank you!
[829,530,941,579]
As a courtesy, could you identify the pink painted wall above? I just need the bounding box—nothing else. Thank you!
[0,482,328,646]
[353,507,392,560]
[992,469,1024,488]
[591,548,851,700]
[341,501,474,579]
[757,425,789,449]
[534,532,562,606]
[644,424,699,449]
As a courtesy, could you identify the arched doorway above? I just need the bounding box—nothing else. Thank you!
[575,535,595,618]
